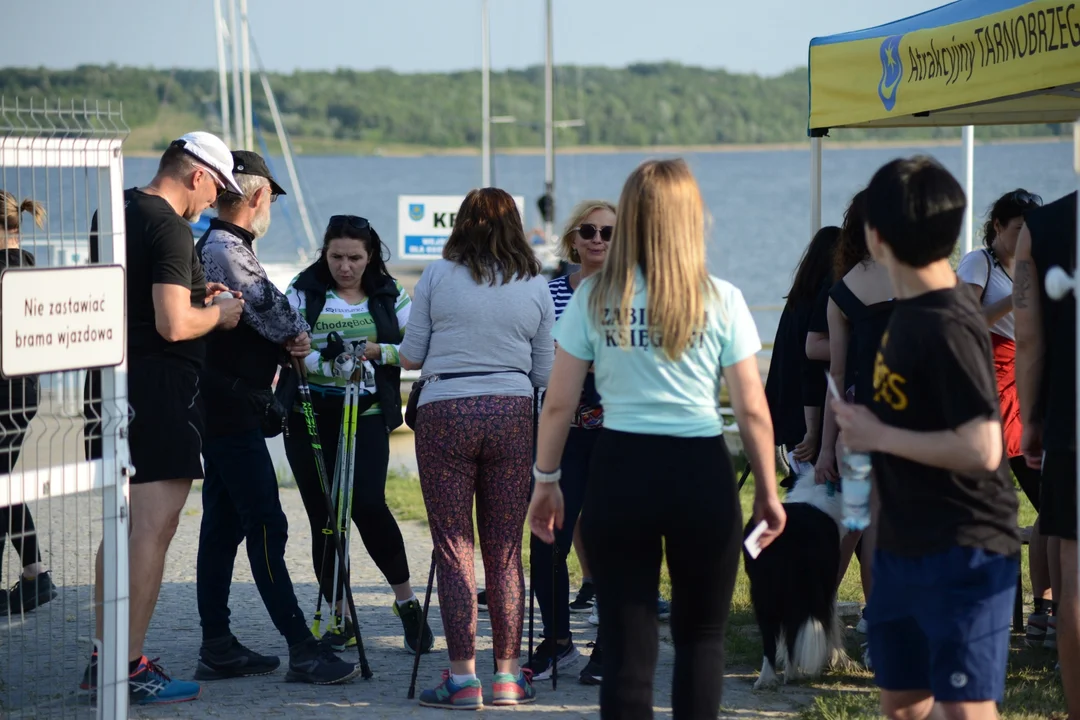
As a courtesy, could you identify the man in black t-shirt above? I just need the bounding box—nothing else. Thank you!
[82,132,247,706]
[833,157,1019,719]
[1013,190,1078,718]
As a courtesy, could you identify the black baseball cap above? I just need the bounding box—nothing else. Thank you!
[230,150,287,197]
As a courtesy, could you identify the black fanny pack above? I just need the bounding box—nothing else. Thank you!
[210,370,296,439]
[404,369,528,430]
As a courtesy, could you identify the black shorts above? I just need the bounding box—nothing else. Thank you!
[1008,456,1041,512]
[1040,451,1078,541]
[128,360,205,485]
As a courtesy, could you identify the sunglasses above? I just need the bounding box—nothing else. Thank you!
[328,215,371,234]
[1006,190,1042,206]
[573,224,613,242]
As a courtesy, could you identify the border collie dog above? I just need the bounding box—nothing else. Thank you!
[743,472,852,689]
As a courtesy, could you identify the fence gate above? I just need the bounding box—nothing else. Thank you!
[0,98,131,718]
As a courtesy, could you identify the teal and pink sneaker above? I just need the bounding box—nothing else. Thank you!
[418,670,483,710]
[491,668,536,707]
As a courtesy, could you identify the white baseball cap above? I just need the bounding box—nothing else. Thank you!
[172,131,243,195]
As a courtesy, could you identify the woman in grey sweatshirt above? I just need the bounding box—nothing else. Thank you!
[400,188,554,710]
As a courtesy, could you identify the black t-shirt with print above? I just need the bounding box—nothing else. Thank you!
[114,189,207,367]
[870,285,1019,558]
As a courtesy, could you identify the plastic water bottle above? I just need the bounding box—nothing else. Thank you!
[839,449,872,530]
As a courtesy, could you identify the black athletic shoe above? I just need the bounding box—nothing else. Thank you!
[8,571,58,614]
[394,599,435,654]
[579,641,602,685]
[569,582,595,613]
[286,637,361,685]
[525,637,580,681]
[320,616,357,652]
[195,635,281,680]
[477,589,488,612]
[79,650,98,692]
[0,589,9,616]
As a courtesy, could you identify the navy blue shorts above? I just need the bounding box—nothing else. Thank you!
[866,546,1017,703]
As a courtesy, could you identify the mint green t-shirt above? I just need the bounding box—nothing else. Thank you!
[552,272,761,437]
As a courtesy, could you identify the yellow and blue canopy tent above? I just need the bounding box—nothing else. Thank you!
[807,0,1080,581]
[809,0,1080,131]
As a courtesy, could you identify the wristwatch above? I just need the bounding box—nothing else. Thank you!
[532,464,561,484]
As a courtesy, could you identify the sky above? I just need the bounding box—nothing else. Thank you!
[3,0,947,76]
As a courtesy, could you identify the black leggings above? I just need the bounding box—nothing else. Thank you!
[2,383,40,575]
[581,430,742,720]
[0,504,40,575]
[284,399,411,605]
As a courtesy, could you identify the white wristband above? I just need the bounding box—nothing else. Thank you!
[533,463,561,484]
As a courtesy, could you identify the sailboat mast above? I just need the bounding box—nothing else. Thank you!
[543,0,554,242]
[213,0,232,147]
[481,0,492,188]
[240,0,254,151]
[253,47,319,258]
[229,0,244,148]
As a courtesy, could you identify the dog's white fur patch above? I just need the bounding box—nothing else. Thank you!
[783,471,848,539]
[754,656,780,690]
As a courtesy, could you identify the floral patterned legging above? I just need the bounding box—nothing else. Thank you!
[415,395,533,662]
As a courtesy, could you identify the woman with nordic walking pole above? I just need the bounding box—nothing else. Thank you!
[400,188,555,710]
[283,215,434,655]
[529,159,786,718]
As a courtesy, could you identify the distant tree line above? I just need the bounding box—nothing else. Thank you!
[0,63,1068,151]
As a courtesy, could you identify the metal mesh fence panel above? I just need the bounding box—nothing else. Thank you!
[0,97,131,719]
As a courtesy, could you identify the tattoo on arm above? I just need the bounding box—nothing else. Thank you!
[1014,260,1033,309]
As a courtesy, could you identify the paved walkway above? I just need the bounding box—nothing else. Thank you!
[3,487,817,719]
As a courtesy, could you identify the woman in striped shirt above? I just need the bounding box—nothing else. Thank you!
[525,200,615,683]
[283,215,433,656]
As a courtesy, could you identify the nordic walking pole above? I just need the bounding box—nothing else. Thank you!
[408,549,438,699]
[329,380,352,632]
[552,543,559,689]
[527,386,540,667]
[292,357,373,678]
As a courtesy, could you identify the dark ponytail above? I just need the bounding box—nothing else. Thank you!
[982,189,1042,249]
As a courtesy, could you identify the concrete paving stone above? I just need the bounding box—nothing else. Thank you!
[3,487,814,718]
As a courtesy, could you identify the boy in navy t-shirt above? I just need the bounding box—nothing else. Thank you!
[833,156,1019,720]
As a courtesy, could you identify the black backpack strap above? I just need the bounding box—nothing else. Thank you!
[980,249,992,304]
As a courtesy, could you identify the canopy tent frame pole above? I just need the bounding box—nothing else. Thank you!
[810,135,823,237]
[963,126,975,255]
[1075,117,1080,587]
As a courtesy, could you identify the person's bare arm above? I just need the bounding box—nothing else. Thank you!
[834,401,1002,474]
[791,405,823,463]
[724,355,786,548]
[535,348,590,472]
[805,331,830,362]
[815,299,849,481]
[1013,224,1044,427]
[963,282,1013,326]
[152,284,241,342]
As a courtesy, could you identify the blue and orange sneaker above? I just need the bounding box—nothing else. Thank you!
[491,668,536,707]
[418,670,483,710]
[128,656,201,705]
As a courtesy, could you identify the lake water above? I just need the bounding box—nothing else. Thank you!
[121,139,1077,344]
[13,140,1077,475]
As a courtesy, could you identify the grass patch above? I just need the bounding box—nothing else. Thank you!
[383,463,1066,719]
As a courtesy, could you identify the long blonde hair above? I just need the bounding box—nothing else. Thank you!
[558,199,617,264]
[1,191,46,235]
[588,158,712,362]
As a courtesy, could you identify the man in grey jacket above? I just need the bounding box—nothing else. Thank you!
[194,151,360,686]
